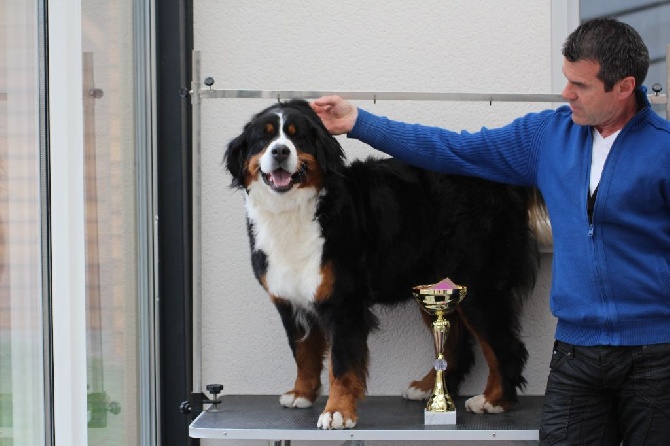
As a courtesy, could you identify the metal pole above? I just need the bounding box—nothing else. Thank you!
[191,51,203,397]
[199,88,566,103]
[198,86,666,107]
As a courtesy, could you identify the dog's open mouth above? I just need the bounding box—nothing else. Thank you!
[262,166,306,192]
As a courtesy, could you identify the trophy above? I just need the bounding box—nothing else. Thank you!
[412,277,467,425]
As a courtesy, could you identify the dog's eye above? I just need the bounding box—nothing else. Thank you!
[265,123,275,134]
[287,124,296,136]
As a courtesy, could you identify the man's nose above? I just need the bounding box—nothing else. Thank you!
[561,84,576,100]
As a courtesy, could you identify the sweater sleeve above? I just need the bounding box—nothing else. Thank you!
[348,107,553,187]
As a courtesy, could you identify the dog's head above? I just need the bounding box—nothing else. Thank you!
[224,99,345,193]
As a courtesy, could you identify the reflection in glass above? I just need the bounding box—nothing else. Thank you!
[82,1,141,444]
[0,1,47,445]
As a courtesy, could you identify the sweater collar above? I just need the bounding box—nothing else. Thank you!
[635,85,650,112]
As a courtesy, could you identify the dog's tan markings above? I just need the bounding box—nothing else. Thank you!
[314,261,335,303]
[296,152,325,190]
[405,310,462,400]
[245,152,264,187]
[287,123,296,136]
[258,274,268,292]
[478,338,508,407]
[457,307,509,413]
[318,364,365,429]
[405,368,436,400]
[270,295,326,408]
[279,321,327,408]
[291,328,326,401]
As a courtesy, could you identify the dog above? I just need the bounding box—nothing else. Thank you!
[224,99,544,429]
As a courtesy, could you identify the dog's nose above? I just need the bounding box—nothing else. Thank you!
[271,144,290,163]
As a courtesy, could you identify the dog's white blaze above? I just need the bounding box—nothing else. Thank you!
[245,182,325,309]
[258,112,299,175]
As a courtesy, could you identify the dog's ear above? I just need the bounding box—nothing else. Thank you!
[292,101,345,173]
[224,132,247,189]
[313,124,345,174]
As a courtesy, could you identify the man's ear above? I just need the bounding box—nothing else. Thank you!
[617,76,636,99]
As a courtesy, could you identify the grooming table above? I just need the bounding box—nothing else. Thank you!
[189,395,543,443]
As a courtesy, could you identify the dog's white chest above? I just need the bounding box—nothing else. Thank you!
[245,187,325,308]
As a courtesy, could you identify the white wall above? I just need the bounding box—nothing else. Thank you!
[195,1,561,444]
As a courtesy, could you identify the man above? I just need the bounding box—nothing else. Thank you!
[312,18,670,445]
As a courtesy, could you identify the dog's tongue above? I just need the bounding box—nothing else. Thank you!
[270,168,292,187]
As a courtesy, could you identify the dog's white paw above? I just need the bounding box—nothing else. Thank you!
[279,392,313,408]
[464,394,505,414]
[316,411,357,430]
[403,385,432,401]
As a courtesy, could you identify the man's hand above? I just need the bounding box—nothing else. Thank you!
[311,96,358,136]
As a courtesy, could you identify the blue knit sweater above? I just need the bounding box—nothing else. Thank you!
[349,90,670,346]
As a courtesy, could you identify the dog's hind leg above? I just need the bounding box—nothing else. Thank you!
[456,303,527,414]
[274,299,326,409]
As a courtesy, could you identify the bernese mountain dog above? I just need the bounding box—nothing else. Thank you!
[224,99,544,430]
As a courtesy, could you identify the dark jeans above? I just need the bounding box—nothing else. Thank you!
[539,340,670,445]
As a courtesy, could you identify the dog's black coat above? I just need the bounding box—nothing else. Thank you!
[225,99,540,427]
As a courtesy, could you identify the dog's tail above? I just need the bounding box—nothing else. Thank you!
[527,188,552,252]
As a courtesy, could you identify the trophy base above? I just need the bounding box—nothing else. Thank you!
[424,409,456,425]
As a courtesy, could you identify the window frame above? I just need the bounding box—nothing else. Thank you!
[47,0,160,444]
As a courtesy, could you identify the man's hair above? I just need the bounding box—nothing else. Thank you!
[562,17,649,92]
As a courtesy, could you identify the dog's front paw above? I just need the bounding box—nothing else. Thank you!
[464,394,505,414]
[316,411,357,429]
[279,391,314,408]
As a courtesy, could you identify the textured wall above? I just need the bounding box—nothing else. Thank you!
[195,1,559,444]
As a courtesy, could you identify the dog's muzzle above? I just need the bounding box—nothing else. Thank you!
[262,163,307,192]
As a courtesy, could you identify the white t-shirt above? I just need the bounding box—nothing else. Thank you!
[590,129,621,194]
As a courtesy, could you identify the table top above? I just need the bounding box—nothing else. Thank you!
[190,394,543,441]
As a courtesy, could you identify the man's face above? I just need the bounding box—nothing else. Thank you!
[561,58,620,129]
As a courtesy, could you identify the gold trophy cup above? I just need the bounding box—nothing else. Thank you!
[412,277,467,425]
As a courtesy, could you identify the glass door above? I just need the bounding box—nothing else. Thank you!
[0,1,49,444]
[80,1,154,443]
[1,0,157,444]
